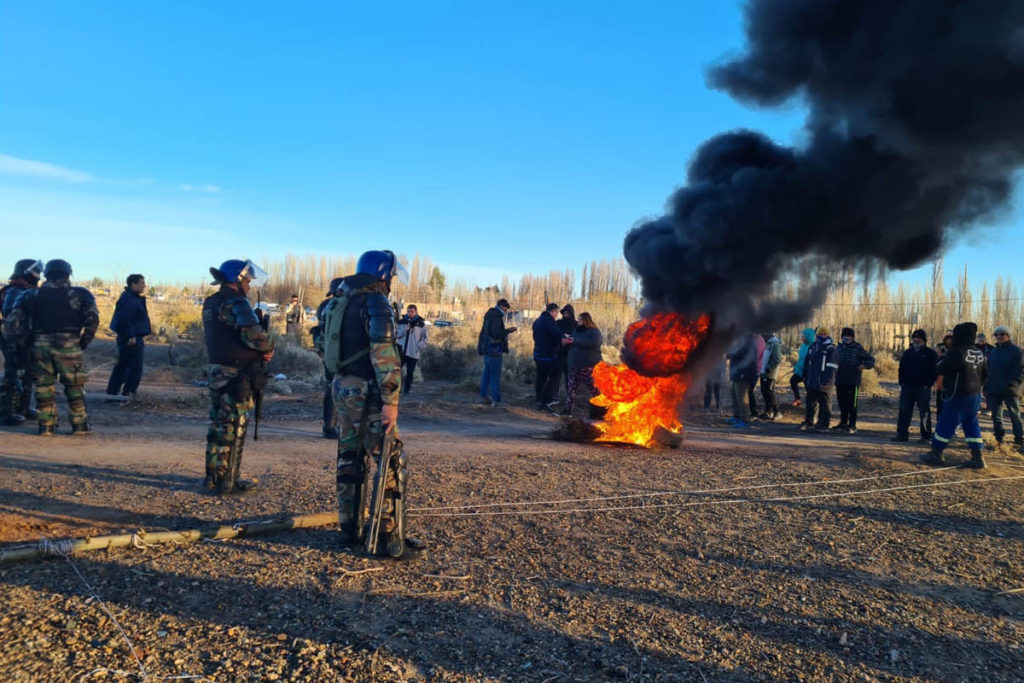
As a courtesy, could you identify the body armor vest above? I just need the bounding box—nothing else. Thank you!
[34,286,85,333]
[203,291,262,365]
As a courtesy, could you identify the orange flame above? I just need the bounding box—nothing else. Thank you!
[592,313,710,446]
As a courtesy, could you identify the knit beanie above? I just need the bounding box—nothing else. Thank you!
[841,327,855,339]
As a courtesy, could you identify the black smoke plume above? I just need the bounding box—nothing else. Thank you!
[624,0,1024,351]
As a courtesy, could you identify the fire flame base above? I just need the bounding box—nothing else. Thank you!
[590,313,710,448]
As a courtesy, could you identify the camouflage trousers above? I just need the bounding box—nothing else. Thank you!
[333,374,405,544]
[204,364,254,483]
[31,337,88,428]
[1,342,32,418]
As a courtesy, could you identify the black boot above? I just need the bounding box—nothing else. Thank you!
[71,422,93,436]
[919,447,945,466]
[963,449,986,469]
[891,433,909,442]
[3,413,26,426]
[201,474,216,493]
[38,424,55,436]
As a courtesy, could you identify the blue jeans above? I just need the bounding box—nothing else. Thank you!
[480,354,503,403]
[933,393,983,452]
[106,335,145,395]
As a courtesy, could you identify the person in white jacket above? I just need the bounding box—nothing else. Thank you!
[396,304,429,394]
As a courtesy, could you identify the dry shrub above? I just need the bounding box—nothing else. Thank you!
[873,353,898,380]
[859,368,885,397]
[420,327,481,381]
[267,336,324,381]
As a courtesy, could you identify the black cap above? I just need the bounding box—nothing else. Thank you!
[496,298,511,309]
[911,328,927,341]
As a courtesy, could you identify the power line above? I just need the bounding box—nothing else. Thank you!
[818,297,1024,308]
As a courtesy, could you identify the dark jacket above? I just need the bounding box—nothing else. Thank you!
[805,335,838,391]
[567,325,602,369]
[556,310,576,363]
[532,313,563,361]
[937,322,987,399]
[898,344,939,388]
[727,335,759,384]
[984,341,1024,396]
[834,340,875,386]
[477,306,512,355]
[110,288,152,338]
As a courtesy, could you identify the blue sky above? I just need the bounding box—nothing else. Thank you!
[1,1,1020,290]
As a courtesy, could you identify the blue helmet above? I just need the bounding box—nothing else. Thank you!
[11,259,43,282]
[356,250,409,284]
[210,259,268,286]
[43,259,72,280]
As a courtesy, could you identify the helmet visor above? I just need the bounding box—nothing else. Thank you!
[240,260,269,287]
[24,260,44,279]
[393,258,410,286]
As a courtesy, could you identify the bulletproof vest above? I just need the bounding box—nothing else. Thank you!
[339,289,375,381]
[34,286,84,333]
[203,291,262,364]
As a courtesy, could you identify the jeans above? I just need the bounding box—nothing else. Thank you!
[836,384,859,428]
[704,381,721,410]
[933,393,983,452]
[988,392,1023,444]
[481,354,503,403]
[805,388,832,428]
[731,381,751,421]
[534,358,560,404]
[760,377,777,417]
[401,356,418,393]
[896,385,932,439]
[106,335,145,395]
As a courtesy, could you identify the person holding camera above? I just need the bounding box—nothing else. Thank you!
[396,304,429,394]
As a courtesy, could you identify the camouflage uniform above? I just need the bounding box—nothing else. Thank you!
[328,273,406,552]
[202,285,274,493]
[4,279,99,434]
[1,279,38,422]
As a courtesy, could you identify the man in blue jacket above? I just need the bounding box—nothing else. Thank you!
[892,329,939,443]
[727,334,759,426]
[532,303,570,412]
[985,325,1023,450]
[802,327,838,433]
[106,274,152,397]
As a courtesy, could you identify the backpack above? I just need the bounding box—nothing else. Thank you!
[321,287,371,375]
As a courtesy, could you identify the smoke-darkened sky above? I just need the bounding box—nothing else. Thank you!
[625,0,1024,331]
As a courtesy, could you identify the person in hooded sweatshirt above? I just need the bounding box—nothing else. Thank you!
[892,329,939,443]
[757,332,782,420]
[790,328,815,407]
[922,322,988,468]
[555,304,577,402]
[984,325,1024,450]
[802,326,838,433]
[832,327,875,434]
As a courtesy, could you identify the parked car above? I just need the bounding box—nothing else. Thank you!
[433,320,454,328]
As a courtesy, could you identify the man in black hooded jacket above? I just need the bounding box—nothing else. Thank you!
[922,322,987,468]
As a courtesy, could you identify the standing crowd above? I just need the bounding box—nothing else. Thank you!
[708,322,1023,468]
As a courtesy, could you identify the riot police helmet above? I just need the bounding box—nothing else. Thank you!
[11,259,44,283]
[43,259,73,280]
[356,250,410,285]
[209,259,269,287]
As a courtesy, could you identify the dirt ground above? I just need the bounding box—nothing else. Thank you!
[1,339,1023,682]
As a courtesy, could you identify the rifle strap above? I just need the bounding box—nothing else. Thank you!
[338,347,370,370]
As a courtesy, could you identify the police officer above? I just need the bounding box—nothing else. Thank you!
[202,259,275,495]
[329,250,425,559]
[0,259,43,425]
[3,259,99,435]
[311,277,344,439]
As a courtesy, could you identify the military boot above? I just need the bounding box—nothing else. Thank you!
[3,413,26,426]
[919,447,945,466]
[38,424,55,436]
[201,474,216,493]
[963,449,986,469]
[71,422,93,436]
